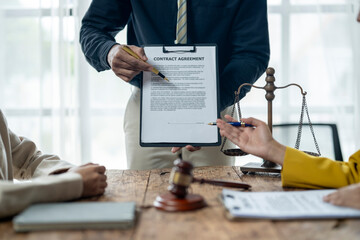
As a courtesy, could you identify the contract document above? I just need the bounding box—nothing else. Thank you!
[222,189,360,220]
[140,45,220,147]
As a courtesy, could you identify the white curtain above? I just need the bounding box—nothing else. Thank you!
[315,0,360,157]
[0,0,82,165]
[354,2,360,150]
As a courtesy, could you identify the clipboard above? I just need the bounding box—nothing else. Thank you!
[140,44,221,147]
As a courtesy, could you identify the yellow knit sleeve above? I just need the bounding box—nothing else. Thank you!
[281,147,360,189]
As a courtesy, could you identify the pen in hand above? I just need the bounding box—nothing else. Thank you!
[122,45,169,81]
[208,122,255,127]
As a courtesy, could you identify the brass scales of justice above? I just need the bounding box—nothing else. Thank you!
[220,67,321,174]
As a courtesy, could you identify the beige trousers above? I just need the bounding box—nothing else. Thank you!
[124,87,235,170]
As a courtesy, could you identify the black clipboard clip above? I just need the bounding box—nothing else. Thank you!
[162,45,196,54]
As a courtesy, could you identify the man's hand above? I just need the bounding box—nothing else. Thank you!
[107,44,153,82]
[171,146,201,153]
[70,163,107,198]
[323,183,360,209]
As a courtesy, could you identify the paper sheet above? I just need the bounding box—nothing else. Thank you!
[141,45,219,145]
[222,189,360,219]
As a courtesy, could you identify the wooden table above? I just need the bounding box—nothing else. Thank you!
[1,166,359,240]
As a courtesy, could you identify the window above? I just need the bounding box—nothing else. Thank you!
[240,0,360,162]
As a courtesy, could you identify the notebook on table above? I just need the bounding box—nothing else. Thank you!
[13,201,136,232]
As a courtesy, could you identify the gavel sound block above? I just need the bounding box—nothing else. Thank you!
[153,157,251,212]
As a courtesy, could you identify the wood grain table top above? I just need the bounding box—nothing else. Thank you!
[1,166,359,240]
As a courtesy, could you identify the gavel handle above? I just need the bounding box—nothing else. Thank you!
[193,178,251,189]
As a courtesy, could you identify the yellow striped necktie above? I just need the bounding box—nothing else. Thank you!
[175,0,187,44]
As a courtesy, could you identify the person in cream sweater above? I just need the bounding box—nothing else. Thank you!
[0,110,107,218]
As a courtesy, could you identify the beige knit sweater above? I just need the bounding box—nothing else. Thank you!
[0,110,82,218]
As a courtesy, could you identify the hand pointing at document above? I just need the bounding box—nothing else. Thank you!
[107,44,153,82]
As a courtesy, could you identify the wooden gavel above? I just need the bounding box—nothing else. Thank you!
[168,156,251,198]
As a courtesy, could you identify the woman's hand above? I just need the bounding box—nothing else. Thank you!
[216,115,286,165]
[323,183,360,209]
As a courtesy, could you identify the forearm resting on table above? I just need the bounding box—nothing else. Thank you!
[0,173,82,219]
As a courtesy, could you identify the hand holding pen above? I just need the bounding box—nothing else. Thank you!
[173,118,254,155]
[216,115,286,164]
[107,44,168,82]
[122,46,168,81]
[208,121,254,127]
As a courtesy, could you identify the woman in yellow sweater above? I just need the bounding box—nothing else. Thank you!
[216,115,360,209]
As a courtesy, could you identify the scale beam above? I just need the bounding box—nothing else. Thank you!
[221,67,317,174]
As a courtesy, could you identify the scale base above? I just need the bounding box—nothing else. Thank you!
[240,162,282,174]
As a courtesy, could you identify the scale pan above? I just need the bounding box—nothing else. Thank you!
[222,149,248,156]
